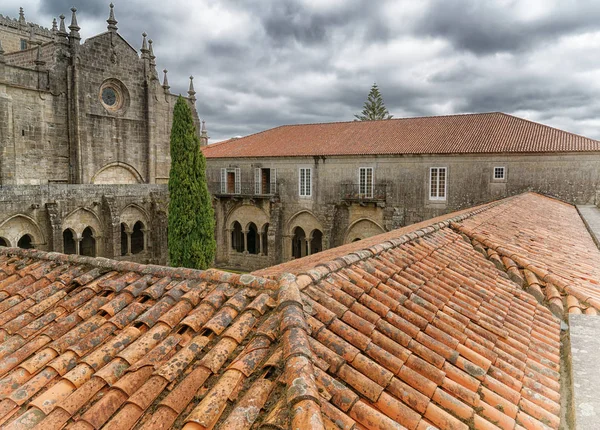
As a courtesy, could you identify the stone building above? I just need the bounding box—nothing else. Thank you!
[203,112,600,271]
[0,5,206,264]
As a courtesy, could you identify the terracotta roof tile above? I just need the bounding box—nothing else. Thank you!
[0,192,591,428]
[204,112,600,159]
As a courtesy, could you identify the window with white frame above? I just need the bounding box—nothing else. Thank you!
[220,167,241,194]
[429,167,447,201]
[494,166,506,180]
[299,168,312,197]
[254,168,277,194]
[359,167,374,198]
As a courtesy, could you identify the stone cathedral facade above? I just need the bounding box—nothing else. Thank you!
[0,5,206,264]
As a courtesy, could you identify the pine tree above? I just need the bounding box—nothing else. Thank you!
[168,96,216,269]
[354,83,393,121]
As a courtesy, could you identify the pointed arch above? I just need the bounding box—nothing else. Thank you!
[62,208,103,239]
[0,214,45,248]
[91,162,143,184]
[344,218,385,244]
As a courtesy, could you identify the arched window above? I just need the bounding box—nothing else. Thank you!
[121,223,128,256]
[17,234,33,249]
[231,222,244,253]
[131,221,145,254]
[292,227,306,259]
[63,229,76,255]
[247,223,259,255]
[0,237,8,247]
[262,224,269,256]
[310,229,323,255]
[80,227,96,257]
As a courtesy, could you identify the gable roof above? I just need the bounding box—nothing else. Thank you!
[0,192,585,429]
[202,112,600,158]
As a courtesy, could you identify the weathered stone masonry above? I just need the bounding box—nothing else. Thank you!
[0,5,207,264]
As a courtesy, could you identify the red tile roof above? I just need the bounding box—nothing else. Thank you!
[453,193,600,317]
[202,112,600,158]
[0,192,589,429]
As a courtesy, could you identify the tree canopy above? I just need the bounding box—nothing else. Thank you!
[168,96,216,269]
[354,83,393,121]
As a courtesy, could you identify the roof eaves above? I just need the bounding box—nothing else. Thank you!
[0,247,279,291]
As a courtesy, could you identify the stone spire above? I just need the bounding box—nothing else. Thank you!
[148,39,156,66]
[68,7,80,40]
[58,14,67,37]
[18,7,26,28]
[188,76,196,101]
[162,69,170,92]
[52,18,58,33]
[200,120,209,146]
[107,3,118,32]
[140,32,149,57]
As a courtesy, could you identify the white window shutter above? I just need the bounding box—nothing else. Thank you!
[235,168,241,194]
[270,168,277,193]
[220,168,226,194]
[255,168,261,194]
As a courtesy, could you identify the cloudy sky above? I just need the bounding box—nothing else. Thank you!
[3,0,600,142]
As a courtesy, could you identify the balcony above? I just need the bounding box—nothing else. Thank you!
[209,182,278,198]
[341,183,387,203]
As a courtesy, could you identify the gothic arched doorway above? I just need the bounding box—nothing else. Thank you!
[292,227,306,259]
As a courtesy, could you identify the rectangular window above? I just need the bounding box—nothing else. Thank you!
[429,167,447,200]
[221,167,240,194]
[20,39,27,50]
[299,168,312,197]
[494,166,506,180]
[254,168,277,194]
[359,167,374,198]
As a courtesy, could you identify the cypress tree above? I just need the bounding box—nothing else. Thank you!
[168,96,216,269]
[354,83,394,121]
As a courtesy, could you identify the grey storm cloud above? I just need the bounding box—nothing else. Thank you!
[3,0,600,141]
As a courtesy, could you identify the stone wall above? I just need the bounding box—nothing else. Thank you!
[0,184,169,264]
[207,152,600,270]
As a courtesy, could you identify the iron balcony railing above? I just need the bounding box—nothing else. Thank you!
[341,183,387,202]
[209,182,278,197]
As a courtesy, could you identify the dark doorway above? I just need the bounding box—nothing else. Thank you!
[80,227,96,257]
[261,169,271,194]
[0,237,8,247]
[227,172,235,193]
[131,221,145,254]
[121,223,128,256]
[17,234,33,249]
[63,229,76,254]
[292,227,306,259]
[310,230,323,255]
[231,221,244,252]
[247,223,258,254]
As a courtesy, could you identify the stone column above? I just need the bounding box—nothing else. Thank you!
[141,228,148,253]
[243,230,248,254]
[126,231,132,256]
[75,237,81,255]
[259,232,264,256]
[305,238,311,257]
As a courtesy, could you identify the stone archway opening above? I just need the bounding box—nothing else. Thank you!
[231,222,244,253]
[247,223,259,255]
[18,234,33,249]
[63,229,76,255]
[121,224,128,256]
[80,227,96,257]
[292,227,307,259]
[262,223,269,256]
[310,229,323,255]
[131,221,145,254]
[0,237,8,247]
